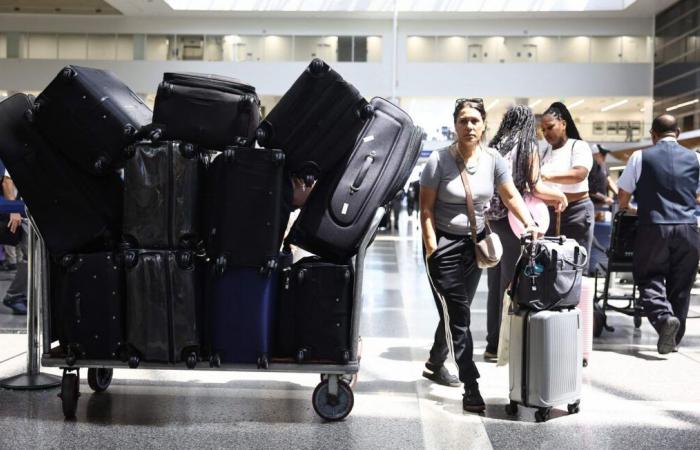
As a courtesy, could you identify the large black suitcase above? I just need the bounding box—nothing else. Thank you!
[276,256,353,363]
[123,141,207,249]
[124,249,202,367]
[51,252,125,364]
[0,94,122,256]
[30,65,154,176]
[204,147,285,275]
[289,97,423,260]
[256,58,371,185]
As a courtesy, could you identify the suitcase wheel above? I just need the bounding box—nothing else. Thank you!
[308,58,327,76]
[302,174,316,188]
[256,122,272,147]
[240,94,257,110]
[359,104,375,121]
[181,142,196,159]
[505,400,518,416]
[123,123,137,137]
[296,349,306,364]
[61,66,77,82]
[215,256,227,276]
[159,81,174,95]
[233,136,249,147]
[177,251,193,269]
[124,251,138,269]
[185,352,197,369]
[209,354,221,368]
[340,350,350,364]
[128,354,140,369]
[87,368,113,393]
[257,354,269,370]
[535,407,551,423]
[149,127,163,142]
[259,259,278,277]
[567,401,580,415]
[223,148,236,162]
[60,254,77,269]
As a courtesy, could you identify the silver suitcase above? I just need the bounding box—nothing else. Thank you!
[506,308,582,422]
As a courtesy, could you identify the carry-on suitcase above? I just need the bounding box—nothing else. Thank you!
[288,97,423,261]
[153,73,260,149]
[208,251,291,367]
[204,147,285,275]
[511,236,587,311]
[256,58,372,185]
[609,210,637,262]
[124,249,202,368]
[276,256,354,363]
[123,141,206,249]
[30,65,154,175]
[506,308,582,422]
[0,93,122,256]
[51,252,125,364]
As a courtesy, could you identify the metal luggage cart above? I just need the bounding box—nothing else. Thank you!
[38,208,386,421]
[592,210,642,337]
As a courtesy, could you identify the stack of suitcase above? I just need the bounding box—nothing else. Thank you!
[505,236,587,422]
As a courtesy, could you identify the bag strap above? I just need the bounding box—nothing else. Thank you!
[450,144,481,245]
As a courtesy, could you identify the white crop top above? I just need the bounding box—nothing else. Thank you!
[540,138,593,194]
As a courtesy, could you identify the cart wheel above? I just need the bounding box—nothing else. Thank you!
[505,400,518,416]
[185,352,197,369]
[634,315,642,328]
[567,400,580,415]
[59,372,80,419]
[128,355,140,369]
[209,354,221,368]
[87,368,112,393]
[257,354,269,369]
[534,407,550,423]
[312,379,354,422]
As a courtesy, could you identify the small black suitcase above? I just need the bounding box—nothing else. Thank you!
[276,256,354,363]
[289,97,423,260]
[609,210,638,262]
[153,72,260,149]
[123,141,207,249]
[124,249,202,367]
[0,94,121,256]
[204,147,285,275]
[256,58,371,185]
[30,65,154,176]
[51,252,125,364]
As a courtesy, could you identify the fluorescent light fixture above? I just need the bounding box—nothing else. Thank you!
[601,99,629,112]
[486,99,500,111]
[640,107,645,112]
[568,99,584,109]
[609,165,627,171]
[666,99,699,111]
[529,99,542,108]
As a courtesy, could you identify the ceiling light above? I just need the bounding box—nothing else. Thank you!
[666,99,699,111]
[601,99,629,112]
[529,99,542,108]
[569,99,584,109]
[486,99,500,111]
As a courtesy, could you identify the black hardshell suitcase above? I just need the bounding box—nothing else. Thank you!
[30,65,154,176]
[256,58,372,185]
[153,73,260,149]
[289,97,423,260]
[204,147,285,275]
[0,94,122,256]
[51,252,125,364]
[124,249,202,368]
[276,256,354,363]
[123,141,206,249]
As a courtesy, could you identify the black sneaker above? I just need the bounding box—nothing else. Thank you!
[657,316,680,355]
[422,363,461,387]
[463,382,485,413]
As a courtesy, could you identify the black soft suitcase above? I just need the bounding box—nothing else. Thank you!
[153,73,260,149]
[51,252,125,364]
[124,249,202,368]
[289,97,423,260]
[30,65,154,175]
[609,210,638,262]
[256,58,371,184]
[123,141,207,249]
[276,256,354,363]
[0,94,122,256]
[204,147,285,275]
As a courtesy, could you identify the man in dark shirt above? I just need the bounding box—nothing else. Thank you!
[589,144,617,209]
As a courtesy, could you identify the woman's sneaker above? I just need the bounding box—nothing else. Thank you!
[462,382,485,413]
[422,362,461,387]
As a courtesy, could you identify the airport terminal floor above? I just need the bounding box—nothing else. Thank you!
[0,214,699,449]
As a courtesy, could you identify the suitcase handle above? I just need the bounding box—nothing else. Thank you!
[350,154,375,194]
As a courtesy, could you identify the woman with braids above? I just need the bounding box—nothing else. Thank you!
[483,105,569,361]
[539,102,595,265]
[420,98,540,413]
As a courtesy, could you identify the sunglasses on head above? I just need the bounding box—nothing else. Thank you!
[455,97,484,106]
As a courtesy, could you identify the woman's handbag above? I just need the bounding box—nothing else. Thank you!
[496,289,513,367]
[451,145,502,269]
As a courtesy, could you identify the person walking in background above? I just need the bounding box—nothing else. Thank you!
[1,170,27,315]
[618,114,700,354]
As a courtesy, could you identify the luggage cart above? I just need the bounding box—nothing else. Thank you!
[39,208,386,421]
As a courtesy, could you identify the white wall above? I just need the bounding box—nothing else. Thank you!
[58,34,87,60]
[88,35,116,60]
[0,34,5,59]
[262,35,293,62]
[558,36,590,63]
[27,34,57,59]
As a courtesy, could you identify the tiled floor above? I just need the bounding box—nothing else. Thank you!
[1,216,699,449]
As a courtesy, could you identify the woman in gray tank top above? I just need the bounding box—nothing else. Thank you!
[419,98,541,413]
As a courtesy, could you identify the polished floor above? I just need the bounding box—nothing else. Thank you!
[1,214,699,449]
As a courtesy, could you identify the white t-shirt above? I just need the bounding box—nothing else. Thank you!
[540,138,593,194]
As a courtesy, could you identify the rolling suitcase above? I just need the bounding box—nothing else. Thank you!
[204,147,285,275]
[609,210,638,262]
[0,93,122,256]
[153,72,260,149]
[277,256,354,363]
[124,249,202,368]
[506,308,582,422]
[208,251,291,367]
[30,65,154,175]
[288,97,423,261]
[51,252,125,364]
[256,58,371,185]
[123,141,207,249]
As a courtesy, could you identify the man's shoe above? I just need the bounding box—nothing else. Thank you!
[3,298,27,315]
[483,350,497,363]
[463,383,486,413]
[657,316,680,355]
[422,363,461,387]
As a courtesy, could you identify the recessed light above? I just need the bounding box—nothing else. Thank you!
[601,99,629,112]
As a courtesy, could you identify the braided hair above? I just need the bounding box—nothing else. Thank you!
[489,104,538,192]
[543,101,582,140]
